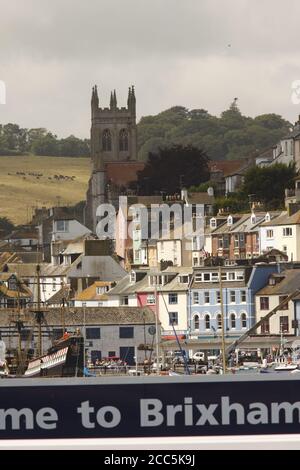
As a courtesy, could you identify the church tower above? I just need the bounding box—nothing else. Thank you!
[85,85,138,231]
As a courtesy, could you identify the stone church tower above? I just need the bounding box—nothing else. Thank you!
[85,85,138,231]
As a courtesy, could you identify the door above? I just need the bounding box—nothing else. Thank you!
[120,346,135,366]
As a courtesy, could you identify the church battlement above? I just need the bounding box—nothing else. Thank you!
[91,85,136,120]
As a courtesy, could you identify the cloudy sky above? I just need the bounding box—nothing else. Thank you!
[0,0,300,138]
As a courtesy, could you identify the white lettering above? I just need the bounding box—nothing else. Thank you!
[36,408,58,430]
[96,406,121,429]
[77,401,95,429]
[140,399,164,427]
[221,396,245,425]
[247,403,268,425]
[271,402,300,424]
[196,404,219,425]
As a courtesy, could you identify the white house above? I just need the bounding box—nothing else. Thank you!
[260,210,300,261]
[52,217,91,242]
[255,269,300,335]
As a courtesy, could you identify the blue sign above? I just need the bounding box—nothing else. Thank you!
[1,375,300,439]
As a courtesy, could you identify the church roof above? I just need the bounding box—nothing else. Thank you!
[106,162,146,186]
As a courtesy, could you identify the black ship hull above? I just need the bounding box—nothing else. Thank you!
[24,335,84,378]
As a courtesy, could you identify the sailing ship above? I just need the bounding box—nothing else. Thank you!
[24,331,84,378]
[4,264,84,378]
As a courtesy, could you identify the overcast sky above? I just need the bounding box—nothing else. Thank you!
[0,0,300,138]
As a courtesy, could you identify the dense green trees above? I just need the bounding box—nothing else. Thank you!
[214,164,297,213]
[137,101,290,161]
[0,100,291,160]
[0,124,90,157]
[133,144,210,195]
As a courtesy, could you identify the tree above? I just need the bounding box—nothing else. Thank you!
[31,132,59,156]
[137,102,291,161]
[135,144,210,195]
[241,164,296,209]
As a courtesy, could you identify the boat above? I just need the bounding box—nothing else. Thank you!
[274,363,299,372]
[24,332,84,378]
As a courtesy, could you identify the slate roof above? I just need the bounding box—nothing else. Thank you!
[261,210,300,227]
[256,269,300,296]
[0,307,156,327]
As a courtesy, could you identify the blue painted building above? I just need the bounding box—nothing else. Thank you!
[189,264,278,339]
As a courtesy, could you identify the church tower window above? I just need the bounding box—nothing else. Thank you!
[119,128,129,152]
[102,129,112,151]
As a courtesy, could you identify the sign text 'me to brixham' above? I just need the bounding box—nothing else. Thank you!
[2,397,300,431]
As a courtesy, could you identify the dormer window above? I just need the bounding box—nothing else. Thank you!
[265,212,271,222]
[251,213,256,225]
[227,215,233,226]
[179,275,189,284]
[269,277,276,286]
[210,218,217,229]
[130,271,136,283]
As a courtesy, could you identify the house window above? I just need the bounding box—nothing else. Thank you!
[179,275,189,284]
[239,234,245,248]
[193,292,199,304]
[217,314,222,330]
[261,318,270,334]
[236,272,244,281]
[230,313,236,329]
[218,237,223,249]
[211,272,219,283]
[108,351,116,358]
[266,230,274,239]
[203,273,210,282]
[169,312,178,326]
[119,129,129,152]
[121,296,129,306]
[234,235,239,249]
[119,327,134,338]
[223,235,229,249]
[169,293,178,305]
[260,297,269,310]
[228,272,236,281]
[241,290,246,303]
[86,328,101,340]
[147,294,156,305]
[130,272,136,283]
[216,291,221,304]
[194,315,200,330]
[241,313,247,329]
[91,351,102,364]
[56,220,69,232]
[134,250,141,262]
[20,329,31,341]
[204,314,211,330]
[204,292,210,304]
[102,129,112,151]
[279,295,288,310]
[230,291,236,303]
[283,227,293,237]
[280,316,289,334]
[195,273,202,282]
[210,218,217,229]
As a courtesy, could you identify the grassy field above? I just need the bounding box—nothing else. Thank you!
[0,155,91,224]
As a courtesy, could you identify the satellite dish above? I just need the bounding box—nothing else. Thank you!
[0,340,6,362]
[148,326,156,336]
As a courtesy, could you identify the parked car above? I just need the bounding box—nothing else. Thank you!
[192,351,205,362]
